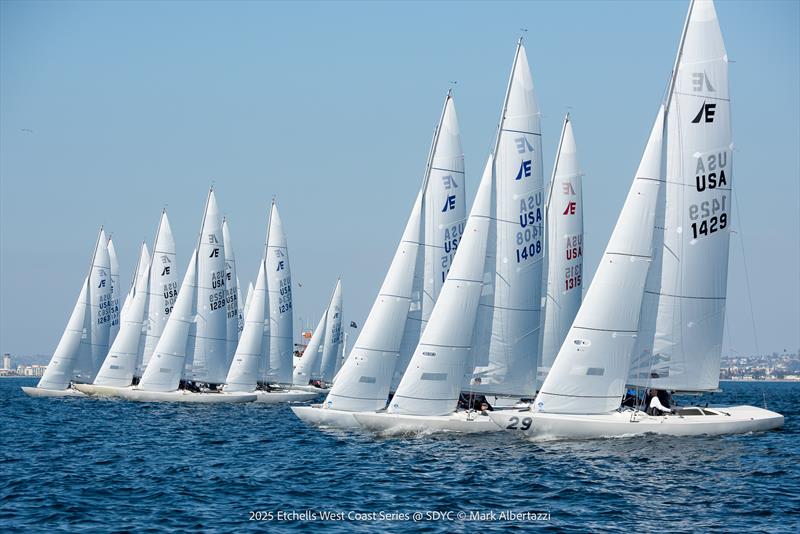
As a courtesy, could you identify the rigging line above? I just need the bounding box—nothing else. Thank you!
[732,189,760,355]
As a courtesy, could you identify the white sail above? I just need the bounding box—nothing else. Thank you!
[535,109,665,415]
[318,279,343,382]
[394,94,466,388]
[222,219,240,372]
[264,202,294,385]
[38,229,110,389]
[243,281,254,320]
[629,0,731,392]
[185,190,228,385]
[466,41,544,397]
[77,228,113,382]
[36,280,90,390]
[138,211,178,378]
[225,261,267,392]
[292,308,327,385]
[93,243,151,387]
[388,156,493,416]
[324,193,422,411]
[540,115,584,380]
[107,236,121,345]
[138,252,198,392]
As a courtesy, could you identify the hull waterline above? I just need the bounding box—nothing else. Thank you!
[353,411,502,434]
[291,405,360,429]
[21,386,86,398]
[73,383,134,397]
[488,405,785,439]
[252,390,319,404]
[115,388,257,403]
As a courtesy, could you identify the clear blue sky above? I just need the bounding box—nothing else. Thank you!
[1,1,798,359]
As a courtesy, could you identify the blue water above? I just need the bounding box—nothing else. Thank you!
[1,379,798,533]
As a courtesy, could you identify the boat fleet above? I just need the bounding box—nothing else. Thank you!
[23,0,784,439]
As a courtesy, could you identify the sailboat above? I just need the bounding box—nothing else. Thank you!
[539,114,584,383]
[116,189,255,403]
[222,200,317,403]
[107,236,121,346]
[75,243,151,396]
[354,38,544,433]
[22,228,113,397]
[292,90,466,428]
[292,278,343,390]
[489,0,783,438]
[75,211,179,397]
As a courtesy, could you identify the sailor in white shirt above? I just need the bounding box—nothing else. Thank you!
[649,390,674,416]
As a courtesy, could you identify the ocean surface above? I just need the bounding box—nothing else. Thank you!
[1,378,798,533]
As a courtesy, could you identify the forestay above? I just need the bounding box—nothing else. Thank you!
[185,190,228,385]
[264,202,294,385]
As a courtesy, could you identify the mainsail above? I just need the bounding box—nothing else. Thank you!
[107,236,121,345]
[222,218,240,372]
[628,0,731,392]
[318,279,343,382]
[264,201,294,385]
[540,115,584,381]
[138,210,178,378]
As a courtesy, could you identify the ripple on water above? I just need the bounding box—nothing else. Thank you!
[1,379,798,533]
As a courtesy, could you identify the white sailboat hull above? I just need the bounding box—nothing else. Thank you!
[291,405,360,429]
[353,410,502,434]
[488,406,785,440]
[292,385,330,393]
[114,387,257,403]
[252,390,319,404]
[73,383,134,397]
[21,386,86,398]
